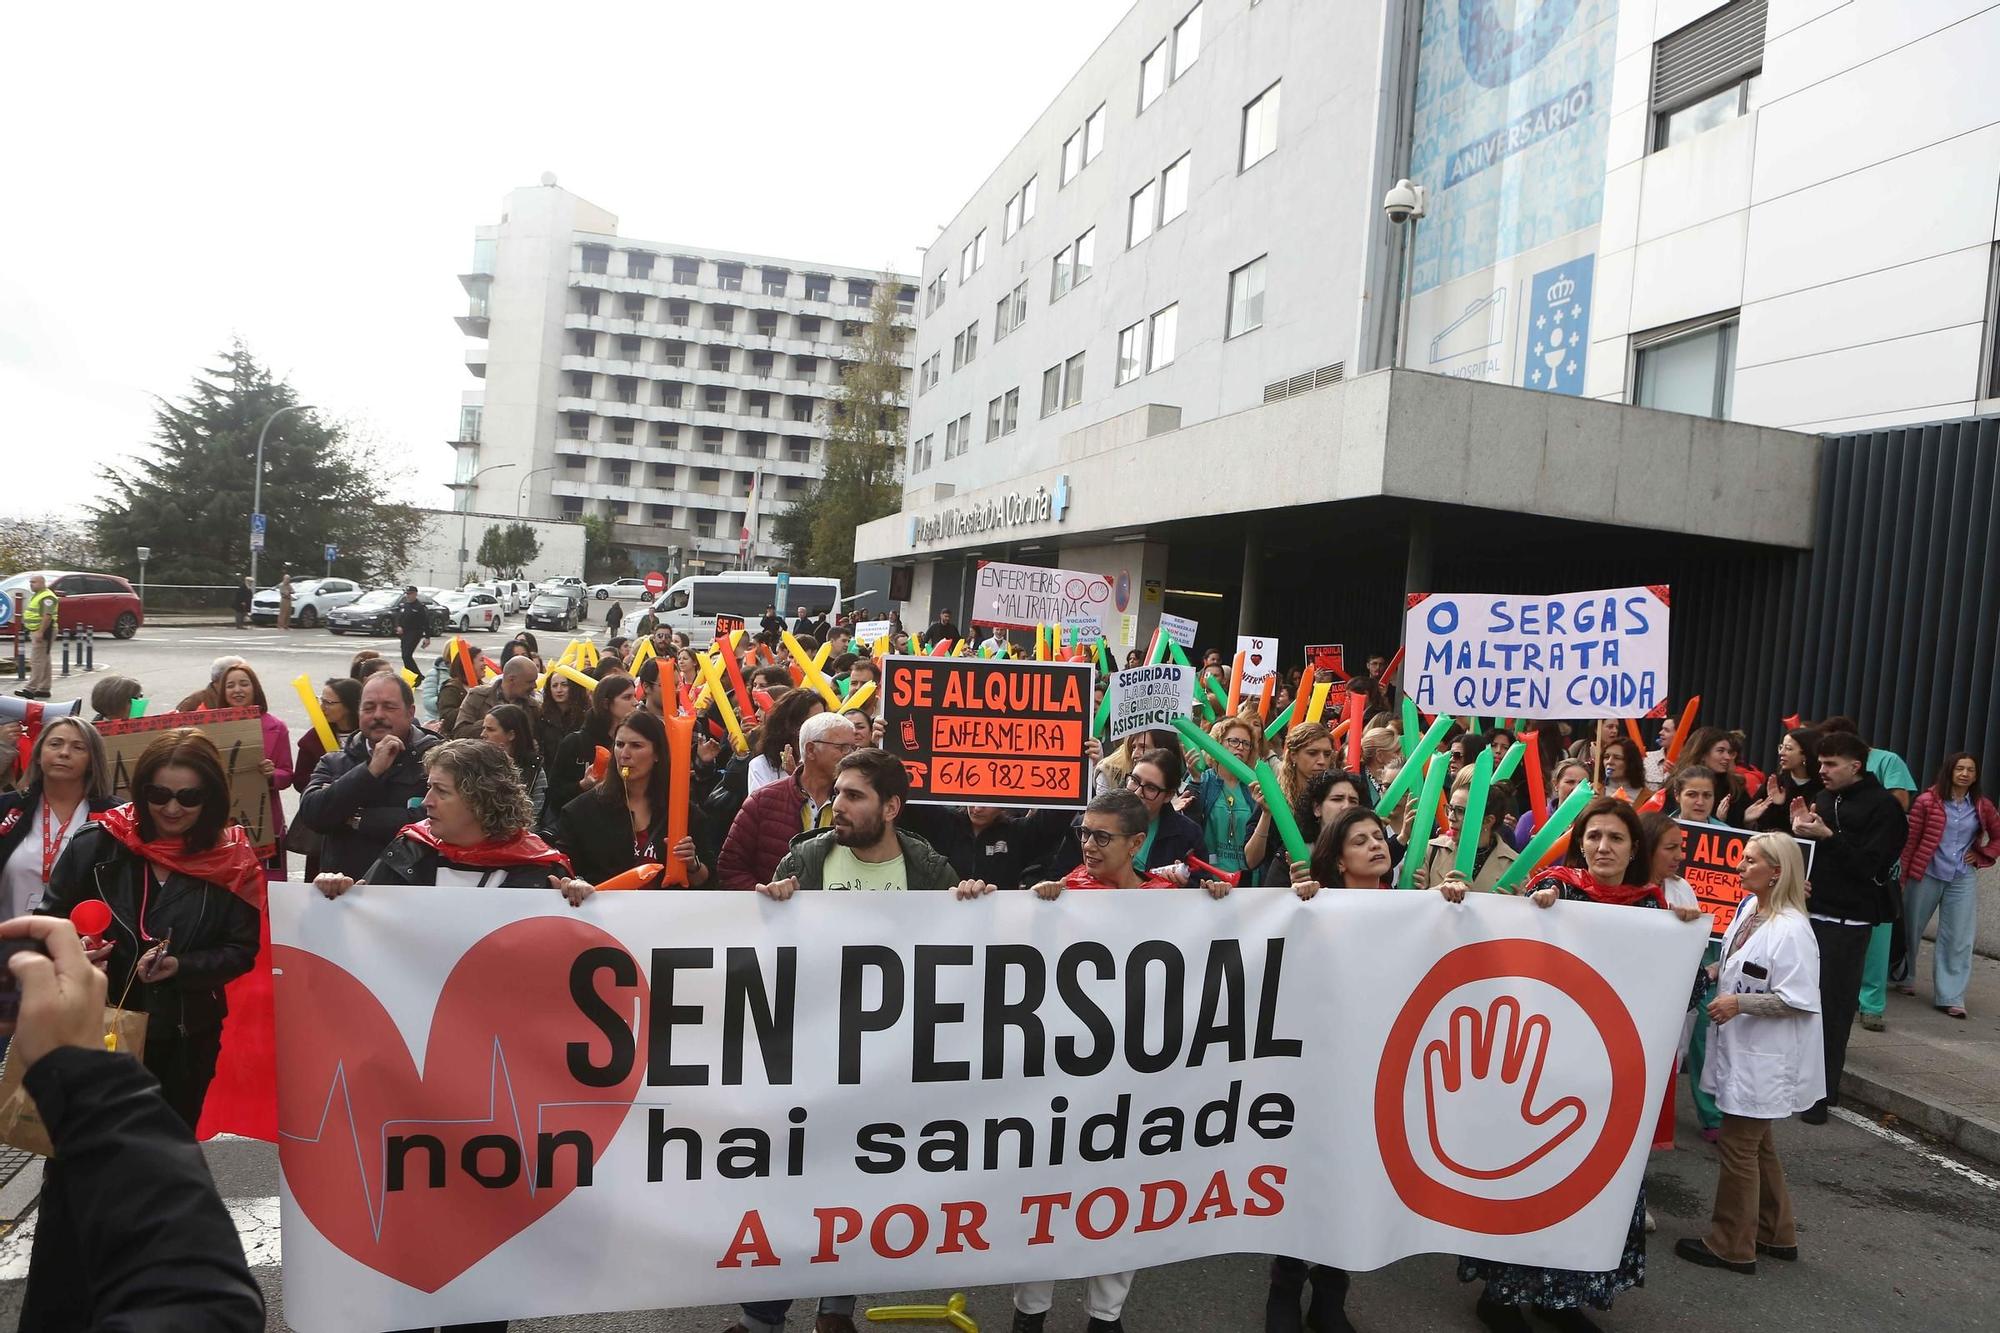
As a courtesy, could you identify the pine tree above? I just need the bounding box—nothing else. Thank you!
[777,279,908,585]
[476,522,542,579]
[89,341,423,587]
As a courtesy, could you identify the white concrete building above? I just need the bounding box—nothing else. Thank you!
[451,179,916,573]
[393,509,586,592]
[864,0,2000,652]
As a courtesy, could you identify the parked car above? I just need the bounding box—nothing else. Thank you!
[250,577,364,628]
[325,588,451,637]
[523,591,579,632]
[437,589,504,633]
[466,580,523,614]
[587,576,651,602]
[0,571,145,639]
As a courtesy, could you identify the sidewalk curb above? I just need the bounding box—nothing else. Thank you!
[1840,1066,2000,1167]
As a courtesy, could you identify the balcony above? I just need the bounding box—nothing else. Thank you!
[464,347,487,378]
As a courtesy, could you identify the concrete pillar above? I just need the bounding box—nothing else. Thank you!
[1403,509,1434,596]
[1238,534,1262,637]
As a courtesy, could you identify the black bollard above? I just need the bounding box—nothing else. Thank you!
[60,631,70,677]
[83,625,94,671]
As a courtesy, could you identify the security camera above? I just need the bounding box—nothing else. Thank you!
[1383,178,1427,224]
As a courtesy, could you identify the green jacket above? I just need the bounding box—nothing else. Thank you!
[773,826,958,892]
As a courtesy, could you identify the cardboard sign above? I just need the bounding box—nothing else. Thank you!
[1403,587,1671,720]
[971,560,1113,633]
[1105,663,1195,743]
[712,614,745,645]
[270,886,1704,1330]
[883,656,1093,808]
[96,707,273,851]
[1675,819,1815,940]
[1158,612,1198,650]
[1236,635,1282,689]
[855,619,892,646]
[1304,644,1346,679]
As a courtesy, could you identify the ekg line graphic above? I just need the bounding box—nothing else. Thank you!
[278,1035,643,1243]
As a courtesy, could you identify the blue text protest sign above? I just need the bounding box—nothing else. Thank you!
[1402,586,1670,719]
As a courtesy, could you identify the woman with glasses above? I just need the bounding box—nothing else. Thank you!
[1042,746,1207,883]
[42,729,263,1128]
[0,717,117,920]
[1092,729,1173,799]
[554,710,709,887]
[1189,717,1263,879]
[1419,766,1519,894]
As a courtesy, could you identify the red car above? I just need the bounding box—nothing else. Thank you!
[1,570,145,639]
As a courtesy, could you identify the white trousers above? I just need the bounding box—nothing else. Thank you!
[1013,1270,1136,1320]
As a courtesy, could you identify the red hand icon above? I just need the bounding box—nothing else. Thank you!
[1422,995,1587,1181]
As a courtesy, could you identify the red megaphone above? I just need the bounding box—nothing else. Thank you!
[70,899,112,939]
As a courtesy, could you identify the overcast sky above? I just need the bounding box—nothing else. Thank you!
[0,0,1134,521]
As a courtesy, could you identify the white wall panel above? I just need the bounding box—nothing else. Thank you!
[1761,0,1996,100]
[1629,211,1750,331]
[1731,322,1986,427]
[1737,245,1990,369]
[1637,112,1757,242]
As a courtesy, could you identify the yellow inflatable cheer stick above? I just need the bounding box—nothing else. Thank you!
[781,630,841,709]
[551,663,598,695]
[866,1292,977,1331]
[292,673,337,752]
[694,649,751,754]
[838,680,876,715]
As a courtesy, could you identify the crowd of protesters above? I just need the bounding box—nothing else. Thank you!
[0,610,1994,1333]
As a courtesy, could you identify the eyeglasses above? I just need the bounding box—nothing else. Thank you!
[812,740,859,755]
[1078,827,1134,848]
[140,784,206,809]
[1222,736,1253,751]
[1125,774,1169,800]
[319,697,342,710]
[1446,805,1470,820]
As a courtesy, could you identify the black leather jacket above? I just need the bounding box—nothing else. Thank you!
[41,825,260,1038]
[297,728,441,878]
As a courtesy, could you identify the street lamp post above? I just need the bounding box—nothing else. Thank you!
[249,403,312,593]
[516,465,556,515]
[458,463,516,586]
[136,547,150,607]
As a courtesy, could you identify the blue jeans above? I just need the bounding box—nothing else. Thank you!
[1906,867,1979,1009]
[739,1296,854,1332]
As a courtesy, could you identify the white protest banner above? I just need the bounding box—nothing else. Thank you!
[972,560,1113,633]
[1105,663,1195,743]
[1235,635,1281,690]
[855,619,892,646]
[272,886,1703,1331]
[1158,612,1198,650]
[1403,586,1671,720]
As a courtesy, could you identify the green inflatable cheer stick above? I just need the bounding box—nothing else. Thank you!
[1254,760,1311,867]
[1399,754,1452,889]
[1494,780,1598,892]
[1399,696,1421,758]
[1375,713,1456,817]
[1492,739,1526,782]
[1453,747,1495,880]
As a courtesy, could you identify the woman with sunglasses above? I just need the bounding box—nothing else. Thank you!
[0,717,118,920]
[42,729,263,1129]
[554,710,709,887]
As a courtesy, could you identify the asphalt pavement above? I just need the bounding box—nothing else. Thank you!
[3,624,1998,1330]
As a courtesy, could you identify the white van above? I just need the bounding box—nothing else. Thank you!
[652,573,843,640]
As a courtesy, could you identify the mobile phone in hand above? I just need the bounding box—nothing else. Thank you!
[0,939,50,1024]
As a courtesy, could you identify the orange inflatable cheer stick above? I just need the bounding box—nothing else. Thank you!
[1665,695,1702,764]
[595,862,665,891]
[1226,651,1246,715]
[662,715,693,886]
[1345,687,1367,770]
[1256,676,1274,723]
[587,745,610,784]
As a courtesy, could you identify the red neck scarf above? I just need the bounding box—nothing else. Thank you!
[1534,863,1664,908]
[91,804,266,911]
[398,820,571,873]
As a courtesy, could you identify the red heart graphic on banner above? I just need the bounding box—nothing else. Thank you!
[275,916,648,1293]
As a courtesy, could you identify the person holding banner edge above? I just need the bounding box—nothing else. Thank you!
[1456,798,1707,1332]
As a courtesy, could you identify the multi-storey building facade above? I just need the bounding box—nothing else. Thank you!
[451,179,914,572]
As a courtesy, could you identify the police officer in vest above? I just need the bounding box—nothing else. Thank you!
[16,575,58,700]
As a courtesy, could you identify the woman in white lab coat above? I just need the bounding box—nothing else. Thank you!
[1675,833,1823,1275]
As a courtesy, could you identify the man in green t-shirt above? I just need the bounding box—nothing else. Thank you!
[755,748,967,897]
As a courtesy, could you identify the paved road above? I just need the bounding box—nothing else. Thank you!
[7,628,1999,1329]
[0,1097,1993,1330]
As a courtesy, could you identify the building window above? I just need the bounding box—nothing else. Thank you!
[986,394,1005,440]
[716,263,744,292]
[580,245,609,275]
[1021,176,1037,225]
[848,279,875,308]
[1061,128,1084,185]
[672,258,700,284]
[708,347,732,372]
[1063,352,1086,408]
[804,275,831,302]
[611,422,634,446]
[761,267,790,296]
[926,272,947,314]
[565,412,589,440]
[458,406,482,442]
[952,327,968,371]
[1001,386,1019,435]
[912,434,932,473]
[560,497,584,518]
[1041,364,1064,418]
[1984,245,2000,400]
[608,460,631,484]
[1084,105,1106,164]
[1634,316,1738,418]
[619,336,641,360]
[795,355,819,379]
[961,238,977,282]
[1161,153,1190,225]
[627,253,654,280]
[623,294,646,320]
[1651,0,1766,151]
[944,417,961,460]
[1128,178,1159,248]
[659,422,680,444]
[1140,39,1168,110]
[576,290,600,316]
[1148,303,1179,371]
[755,312,779,338]
[667,299,689,324]
[1173,2,1202,78]
[1228,256,1267,337]
[918,352,941,394]
[1052,245,1074,301]
[995,279,1029,340]
[572,332,595,356]
[1004,175,1039,239]
[1117,322,1144,385]
[1241,82,1281,170]
[703,386,727,411]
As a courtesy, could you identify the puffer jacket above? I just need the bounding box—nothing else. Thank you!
[716,774,820,889]
[771,826,960,892]
[1901,788,2000,884]
[296,728,442,878]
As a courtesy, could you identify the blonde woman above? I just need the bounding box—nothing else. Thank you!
[1092,729,1173,799]
[1243,723,1337,876]
[1677,834,1821,1275]
[1188,716,1262,877]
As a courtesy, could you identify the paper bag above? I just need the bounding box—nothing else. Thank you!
[0,1008,150,1156]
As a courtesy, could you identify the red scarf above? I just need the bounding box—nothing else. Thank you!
[91,804,266,911]
[1533,864,1664,909]
[398,820,572,874]
[1062,864,1176,891]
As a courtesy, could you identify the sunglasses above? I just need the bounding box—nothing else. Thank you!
[1078,827,1135,848]
[141,784,207,809]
